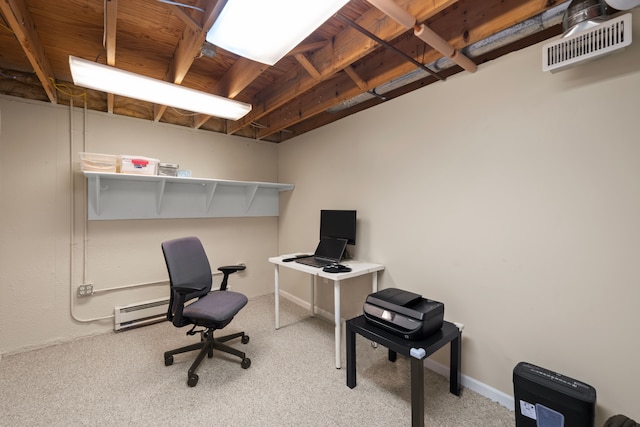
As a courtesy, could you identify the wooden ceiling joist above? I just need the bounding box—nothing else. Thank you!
[191,42,329,130]
[154,0,226,122]
[295,53,322,80]
[343,66,369,92]
[0,0,570,142]
[253,0,565,139]
[192,57,267,129]
[227,0,457,135]
[0,0,57,103]
[105,0,118,113]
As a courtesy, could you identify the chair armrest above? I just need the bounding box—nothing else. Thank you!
[217,264,246,290]
[173,283,208,294]
[218,265,246,274]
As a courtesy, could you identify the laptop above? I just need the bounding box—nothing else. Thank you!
[295,237,348,268]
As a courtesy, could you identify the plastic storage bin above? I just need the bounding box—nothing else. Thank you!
[120,155,159,175]
[79,152,118,173]
[158,162,179,176]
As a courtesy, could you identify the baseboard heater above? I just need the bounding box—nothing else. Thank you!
[114,297,169,331]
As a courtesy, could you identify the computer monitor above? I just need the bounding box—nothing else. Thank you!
[320,210,357,245]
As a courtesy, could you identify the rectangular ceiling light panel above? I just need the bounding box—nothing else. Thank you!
[206,0,350,66]
[69,56,252,120]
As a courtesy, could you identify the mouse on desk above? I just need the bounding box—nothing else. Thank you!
[323,264,352,273]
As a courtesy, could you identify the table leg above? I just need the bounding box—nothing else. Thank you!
[410,357,425,427]
[274,264,280,330]
[346,322,356,388]
[450,331,462,396]
[334,279,341,369]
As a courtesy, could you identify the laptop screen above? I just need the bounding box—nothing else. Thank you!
[315,237,348,260]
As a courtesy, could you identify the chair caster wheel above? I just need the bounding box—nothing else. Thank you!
[164,355,174,366]
[187,373,199,387]
[241,335,250,344]
[241,358,251,369]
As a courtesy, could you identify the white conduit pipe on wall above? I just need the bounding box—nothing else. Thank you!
[69,98,113,322]
[367,0,477,73]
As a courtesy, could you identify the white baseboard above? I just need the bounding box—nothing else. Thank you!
[423,358,514,411]
[278,290,515,412]
[279,289,336,322]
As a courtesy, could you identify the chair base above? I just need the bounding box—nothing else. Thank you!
[164,329,251,387]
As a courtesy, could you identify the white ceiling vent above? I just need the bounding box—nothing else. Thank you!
[542,13,632,72]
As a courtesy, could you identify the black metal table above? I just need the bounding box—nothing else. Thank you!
[346,315,462,427]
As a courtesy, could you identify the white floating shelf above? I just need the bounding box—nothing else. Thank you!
[83,172,294,220]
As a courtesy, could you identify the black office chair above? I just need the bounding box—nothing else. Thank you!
[161,236,251,387]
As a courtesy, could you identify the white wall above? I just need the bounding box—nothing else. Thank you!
[276,9,640,425]
[0,97,281,354]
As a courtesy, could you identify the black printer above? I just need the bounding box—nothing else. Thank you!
[363,288,444,340]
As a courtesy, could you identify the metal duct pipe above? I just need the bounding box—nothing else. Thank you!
[604,0,640,8]
[329,2,569,112]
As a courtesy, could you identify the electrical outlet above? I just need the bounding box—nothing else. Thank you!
[77,283,94,297]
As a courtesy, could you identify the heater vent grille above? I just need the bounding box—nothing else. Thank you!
[114,297,169,331]
[542,13,632,72]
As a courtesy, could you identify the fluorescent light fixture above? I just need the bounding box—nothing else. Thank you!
[206,0,350,66]
[69,56,251,120]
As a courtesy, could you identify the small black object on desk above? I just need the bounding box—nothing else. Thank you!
[346,315,462,427]
[323,264,352,273]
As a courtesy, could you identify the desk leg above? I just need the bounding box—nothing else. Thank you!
[410,357,425,427]
[346,322,356,388]
[274,264,280,330]
[450,331,462,396]
[334,279,342,369]
[310,274,315,317]
[371,271,378,293]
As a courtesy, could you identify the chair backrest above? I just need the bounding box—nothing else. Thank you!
[162,236,213,325]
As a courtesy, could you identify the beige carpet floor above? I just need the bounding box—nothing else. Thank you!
[0,294,514,426]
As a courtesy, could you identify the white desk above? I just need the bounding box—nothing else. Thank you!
[268,254,384,368]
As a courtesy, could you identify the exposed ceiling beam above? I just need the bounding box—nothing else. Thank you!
[295,53,322,80]
[154,0,226,121]
[192,57,267,128]
[168,3,201,33]
[227,0,457,135]
[105,0,118,113]
[343,66,369,92]
[192,22,370,130]
[0,0,57,103]
[254,0,568,139]
[289,41,330,55]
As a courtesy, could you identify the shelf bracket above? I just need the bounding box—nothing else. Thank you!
[245,184,259,212]
[156,180,166,214]
[205,182,218,211]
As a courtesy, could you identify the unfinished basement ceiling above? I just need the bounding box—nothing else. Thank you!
[0,0,571,143]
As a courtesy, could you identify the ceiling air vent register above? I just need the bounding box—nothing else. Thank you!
[542,12,632,72]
